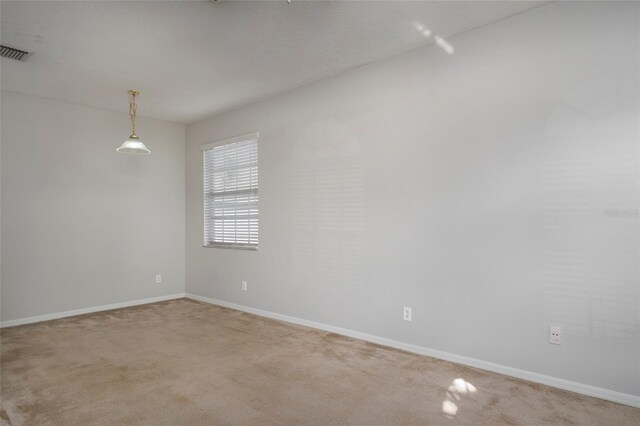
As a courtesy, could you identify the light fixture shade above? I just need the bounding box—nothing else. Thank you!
[116,135,151,155]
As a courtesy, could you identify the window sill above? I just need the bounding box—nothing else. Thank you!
[203,244,258,251]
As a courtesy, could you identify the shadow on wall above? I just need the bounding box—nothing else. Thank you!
[541,69,639,339]
[290,119,365,297]
[286,21,454,299]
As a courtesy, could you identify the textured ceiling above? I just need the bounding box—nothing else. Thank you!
[1,0,545,124]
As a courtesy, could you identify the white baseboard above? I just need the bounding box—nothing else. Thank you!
[185,293,640,408]
[0,293,186,328]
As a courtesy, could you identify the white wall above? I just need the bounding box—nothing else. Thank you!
[1,92,185,321]
[186,1,639,398]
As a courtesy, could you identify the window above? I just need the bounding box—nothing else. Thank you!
[202,133,259,249]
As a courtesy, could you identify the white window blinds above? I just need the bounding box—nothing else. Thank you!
[202,133,259,249]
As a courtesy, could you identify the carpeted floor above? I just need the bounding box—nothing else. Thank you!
[1,299,638,425]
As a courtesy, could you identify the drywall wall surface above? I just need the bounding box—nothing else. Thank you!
[186,2,639,396]
[1,92,186,321]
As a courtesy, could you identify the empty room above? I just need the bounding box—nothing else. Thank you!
[1,0,639,425]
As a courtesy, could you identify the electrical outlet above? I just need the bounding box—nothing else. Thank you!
[550,326,562,345]
[403,307,412,321]
[155,274,162,284]
[242,281,247,292]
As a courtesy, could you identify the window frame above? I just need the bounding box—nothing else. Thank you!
[201,132,259,251]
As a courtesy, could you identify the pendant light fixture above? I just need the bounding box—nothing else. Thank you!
[116,90,151,154]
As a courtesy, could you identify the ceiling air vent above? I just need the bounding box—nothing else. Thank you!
[0,45,30,61]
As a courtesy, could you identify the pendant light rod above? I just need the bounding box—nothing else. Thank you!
[128,90,140,137]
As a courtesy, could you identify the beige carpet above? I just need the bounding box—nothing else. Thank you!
[1,299,638,425]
